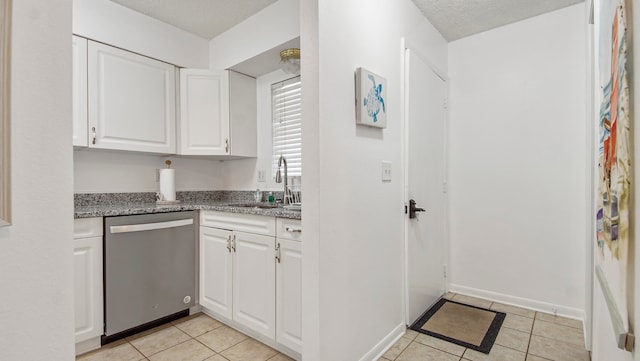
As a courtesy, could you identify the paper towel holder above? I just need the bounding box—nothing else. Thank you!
[157,160,179,205]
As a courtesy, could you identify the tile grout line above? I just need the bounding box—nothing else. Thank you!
[144,326,194,358]
[128,339,148,359]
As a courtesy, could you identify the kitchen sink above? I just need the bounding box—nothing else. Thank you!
[228,203,281,209]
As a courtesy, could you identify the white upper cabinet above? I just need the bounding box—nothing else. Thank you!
[179,69,229,155]
[72,36,88,147]
[179,70,256,157]
[87,41,176,154]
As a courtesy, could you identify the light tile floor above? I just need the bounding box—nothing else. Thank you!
[379,293,591,361]
[78,294,590,361]
[76,313,295,361]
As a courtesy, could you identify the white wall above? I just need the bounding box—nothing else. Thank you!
[0,0,75,360]
[448,4,587,318]
[209,0,299,70]
[300,0,447,360]
[73,0,209,68]
[73,151,224,193]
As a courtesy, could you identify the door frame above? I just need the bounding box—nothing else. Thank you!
[400,38,451,326]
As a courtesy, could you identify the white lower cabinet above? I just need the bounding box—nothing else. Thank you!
[199,225,276,340]
[73,217,103,355]
[199,211,301,358]
[276,238,302,353]
[233,231,276,339]
[199,226,233,319]
[199,212,276,340]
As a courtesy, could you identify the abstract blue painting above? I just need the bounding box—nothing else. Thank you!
[355,67,387,128]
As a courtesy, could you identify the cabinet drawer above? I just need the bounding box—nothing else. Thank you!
[200,211,275,236]
[276,218,302,241]
[74,217,103,239]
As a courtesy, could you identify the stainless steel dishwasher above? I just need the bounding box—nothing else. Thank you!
[104,211,196,343]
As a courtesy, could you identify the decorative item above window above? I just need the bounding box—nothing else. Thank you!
[280,48,300,75]
[355,67,387,128]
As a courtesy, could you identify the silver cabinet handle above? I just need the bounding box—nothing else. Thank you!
[91,127,96,145]
[232,234,236,252]
[226,235,232,253]
[285,227,302,233]
[109,219,193,234]
[225,138,229,153]
[275,243,281,263]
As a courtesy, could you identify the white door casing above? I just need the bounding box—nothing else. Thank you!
[404,46,448,325]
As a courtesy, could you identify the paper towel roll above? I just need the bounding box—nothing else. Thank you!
[159,169,176,201]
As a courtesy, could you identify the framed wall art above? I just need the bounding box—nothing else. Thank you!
[595,0,633,351]
[355,67,387,128]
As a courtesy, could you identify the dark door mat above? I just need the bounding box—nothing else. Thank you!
[410,298,505,354]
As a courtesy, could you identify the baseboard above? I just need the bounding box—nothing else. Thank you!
[75,336,101,356]
[582,309,592,351]
[449,284,585,320]
[359,322,406,361]
[189,304,203,314]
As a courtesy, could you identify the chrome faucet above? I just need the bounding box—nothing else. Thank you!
[275,155,290,205]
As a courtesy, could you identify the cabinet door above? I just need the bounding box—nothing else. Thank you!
[179,69,229,155]
[74,236,103,343]
[72,36,88,147]
[200,227,233,319]
[276,238,302,353]
[233,231,276,339]
[88,41,176,153]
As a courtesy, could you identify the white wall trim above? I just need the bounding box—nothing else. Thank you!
[403,38,448,82]
[358,323,406,361]
[449,284,585,320]
[401,38,451,326]
[75,337,101,356]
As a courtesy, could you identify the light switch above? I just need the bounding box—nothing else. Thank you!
[257,170,266,182]
[381,161,392,182]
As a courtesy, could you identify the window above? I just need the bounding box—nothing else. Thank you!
[272,76,301,177]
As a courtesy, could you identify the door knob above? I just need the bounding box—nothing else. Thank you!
[409,199,426,219]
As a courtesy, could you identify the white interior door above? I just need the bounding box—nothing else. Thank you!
[404,47,447,325]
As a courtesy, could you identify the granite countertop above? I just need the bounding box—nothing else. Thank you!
[74,191,301,220]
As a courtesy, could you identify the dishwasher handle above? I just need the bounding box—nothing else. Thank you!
[109,218,194,234]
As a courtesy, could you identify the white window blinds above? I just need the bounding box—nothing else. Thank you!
[272,76,301,177]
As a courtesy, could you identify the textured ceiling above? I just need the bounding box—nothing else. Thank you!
[411,0,585,41]
[109,0,278,39]
[109,0,585,43]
